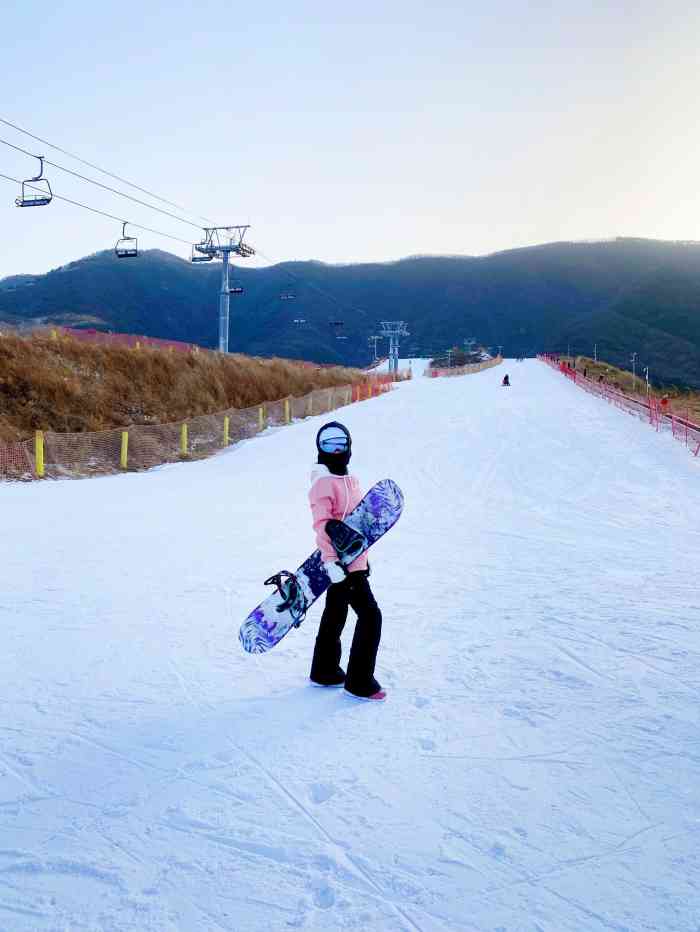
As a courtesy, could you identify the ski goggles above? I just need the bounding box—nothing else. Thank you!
[318,433,349,453]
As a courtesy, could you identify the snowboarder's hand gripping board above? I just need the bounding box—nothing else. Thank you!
[239,479,404,654]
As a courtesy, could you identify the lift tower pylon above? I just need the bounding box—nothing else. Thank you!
[380,321,409,374]
[193,225,256,353]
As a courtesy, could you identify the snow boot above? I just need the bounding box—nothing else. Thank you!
[344,687,387,702]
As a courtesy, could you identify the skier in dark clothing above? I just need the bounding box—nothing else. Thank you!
[308,422,386,701]
[502,374,510,386]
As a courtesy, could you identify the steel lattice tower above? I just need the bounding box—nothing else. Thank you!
[380,321,409,373]
[193,226,255,352]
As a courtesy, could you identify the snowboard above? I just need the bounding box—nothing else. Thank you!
[239,479,404,654]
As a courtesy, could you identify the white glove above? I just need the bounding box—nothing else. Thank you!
[324,561,346,584]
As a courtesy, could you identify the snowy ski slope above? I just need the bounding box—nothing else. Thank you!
[2,359,699,931]
[372,357,431,377]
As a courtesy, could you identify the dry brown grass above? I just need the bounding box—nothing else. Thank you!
[571,356,700,423]
[0,331,368,443]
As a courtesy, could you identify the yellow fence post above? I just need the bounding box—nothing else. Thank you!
[135,341,141,350]
[258,405,265,431]
[180,423,188,457]
[223,415,230,446]
[34,430,45,478]
[120,430,129,469]
[50,328,58,341]
[284,399,290,424]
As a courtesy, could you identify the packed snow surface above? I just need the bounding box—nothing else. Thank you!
[2,360,699,931]
[372,357,431,376]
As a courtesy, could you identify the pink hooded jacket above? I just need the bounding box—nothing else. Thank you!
[309,464,368,572]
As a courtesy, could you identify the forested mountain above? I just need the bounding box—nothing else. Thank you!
[1,237,699,387]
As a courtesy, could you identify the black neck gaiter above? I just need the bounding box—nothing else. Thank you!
[318,451,350,476]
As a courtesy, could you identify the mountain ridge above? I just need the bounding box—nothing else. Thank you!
[1,237,699,387]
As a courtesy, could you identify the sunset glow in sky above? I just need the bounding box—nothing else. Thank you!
[2,1,698,278]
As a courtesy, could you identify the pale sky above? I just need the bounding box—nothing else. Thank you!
[2,0,699,279]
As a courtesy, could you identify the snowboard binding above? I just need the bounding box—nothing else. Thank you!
[325,519,367,563]
[264,571,309,627]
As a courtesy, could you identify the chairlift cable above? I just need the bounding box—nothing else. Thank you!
[0,136,203,230]
[254,246,368,321]
[0,171,192,246]
[0,116,216,225]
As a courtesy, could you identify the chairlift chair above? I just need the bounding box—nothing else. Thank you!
[194,229,220,258]
[115,222,138,259]
[191,244,213,263]
[280,292,296,300]
[229,284,244,295]
[15,156,53,207]
[330,320,346,340]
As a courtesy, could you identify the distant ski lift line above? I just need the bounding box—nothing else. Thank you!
[0,134,204,231]
[253,245,368,321]
[0,171,193,247]
[0,115,215,226]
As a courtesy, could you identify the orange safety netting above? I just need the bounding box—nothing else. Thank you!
[0,375,409,481]
[0,439,35,480]
[425,357,502,378]
[539,355,700,460]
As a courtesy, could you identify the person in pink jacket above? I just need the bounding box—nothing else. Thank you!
[308,421,386,701]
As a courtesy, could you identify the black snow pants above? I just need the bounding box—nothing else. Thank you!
[310,570,382,697]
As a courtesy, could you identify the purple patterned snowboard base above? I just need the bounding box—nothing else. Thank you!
[239,479,404,654]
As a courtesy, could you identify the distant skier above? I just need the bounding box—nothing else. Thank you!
[502,374,510,387]
[308,422,386,701]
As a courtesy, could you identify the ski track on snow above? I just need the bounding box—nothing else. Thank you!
[1,358,699,931]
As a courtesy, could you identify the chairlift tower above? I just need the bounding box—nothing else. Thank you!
[368,334,381,364]
[193,226,255,353]
[380,321,409,374]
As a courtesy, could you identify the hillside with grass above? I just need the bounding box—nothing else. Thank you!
[0,332,366,443]
[570,354,700,422]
